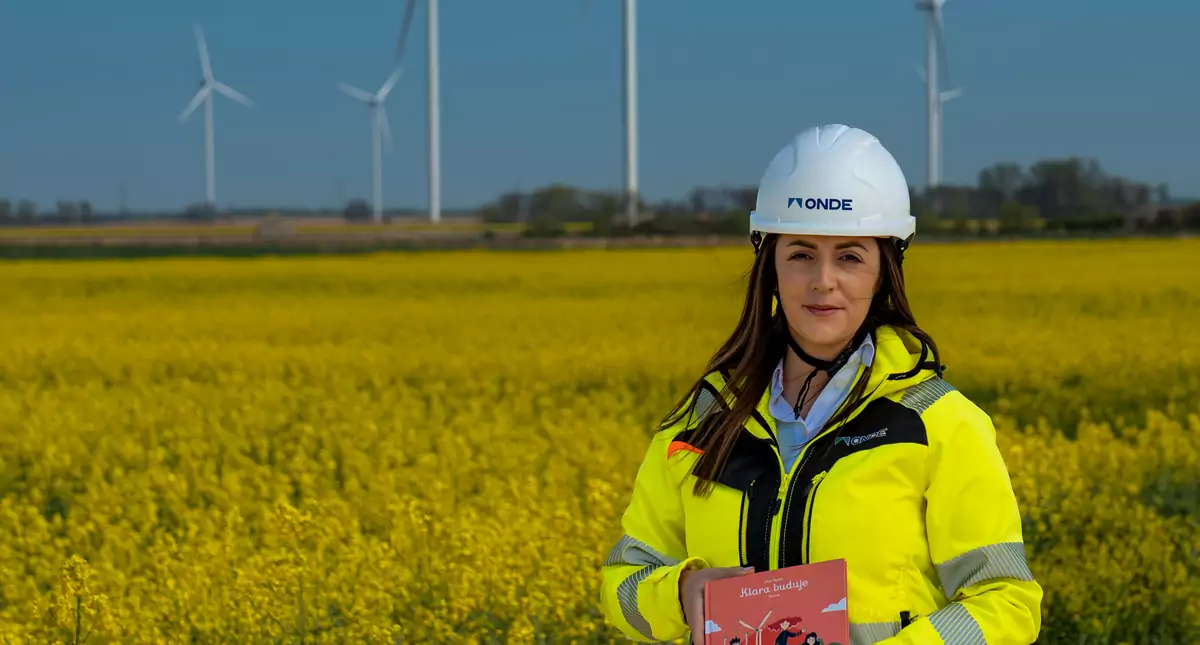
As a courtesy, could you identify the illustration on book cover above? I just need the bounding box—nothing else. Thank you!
[702,559,848,645]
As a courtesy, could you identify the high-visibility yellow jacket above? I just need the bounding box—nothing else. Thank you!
[600,325,1042,645]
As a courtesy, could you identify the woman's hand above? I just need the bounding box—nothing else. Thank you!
[679,565,756,645]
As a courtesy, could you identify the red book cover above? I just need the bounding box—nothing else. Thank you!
[702,559,849,645]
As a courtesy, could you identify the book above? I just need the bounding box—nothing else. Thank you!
[702,559,849,645]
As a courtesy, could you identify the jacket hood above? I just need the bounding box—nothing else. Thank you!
[865,324,941,399]
[739,324,939,439]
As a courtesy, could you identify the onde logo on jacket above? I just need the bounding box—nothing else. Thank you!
[833,428,887,447]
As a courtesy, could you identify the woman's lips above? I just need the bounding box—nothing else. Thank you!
[803,305,842,317]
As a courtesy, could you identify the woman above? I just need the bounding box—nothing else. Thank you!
[600,125,1042,645]
[773,620,802,645]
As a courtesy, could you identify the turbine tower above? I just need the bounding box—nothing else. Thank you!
[395,0,441,224]
[582,0,640,226]
[339,67,404,223]
[622,0,638,227]
[178,25,254,213]
[914,0,961,195]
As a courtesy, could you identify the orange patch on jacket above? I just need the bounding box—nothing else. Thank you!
[667,441,704,458]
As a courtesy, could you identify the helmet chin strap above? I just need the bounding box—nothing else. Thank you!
[780,305,870,420]
[895,233,913,264]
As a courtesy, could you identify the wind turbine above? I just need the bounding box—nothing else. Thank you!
[914,0,962,198]
[583,0,640,226]
[178,25,254,213]
[395,0,441,224]
[737,608,773,645]
[339,67,404,224]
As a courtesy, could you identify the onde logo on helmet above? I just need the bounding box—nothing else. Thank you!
[786,197,854,211]
[749,124,916,249]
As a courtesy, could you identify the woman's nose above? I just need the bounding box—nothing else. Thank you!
[811,258,837,291]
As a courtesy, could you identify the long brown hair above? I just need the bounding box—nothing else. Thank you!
[659,234,943,497]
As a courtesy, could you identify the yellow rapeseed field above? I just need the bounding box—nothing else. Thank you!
[0,238,1197,644]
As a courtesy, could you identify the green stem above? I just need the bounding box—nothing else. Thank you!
[298,578,305,645]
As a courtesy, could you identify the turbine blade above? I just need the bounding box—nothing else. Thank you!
[758,610,772,629]
[194,24,212,81]
[378,66,404,100]
[178,86,211,123]
[940,87,964,102]
[394,0,418,65]
[913,62,926,83]
[339,83,375,103]
[215,82,254,107]
[379,108,393,152]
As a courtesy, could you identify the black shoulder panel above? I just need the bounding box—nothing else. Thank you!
[811,397,928,471]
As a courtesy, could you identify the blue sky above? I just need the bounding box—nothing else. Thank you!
[1,0,1195,213]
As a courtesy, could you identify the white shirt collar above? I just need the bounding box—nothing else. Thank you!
[768,332,876,426]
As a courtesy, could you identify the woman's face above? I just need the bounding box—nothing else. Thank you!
[773,234,882,359]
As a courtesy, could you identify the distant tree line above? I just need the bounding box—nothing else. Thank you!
[0,199,97,225]
[2,156,1197,237]
[478,157,1200,238]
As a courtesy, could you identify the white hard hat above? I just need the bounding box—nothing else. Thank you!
[749,124,914,244]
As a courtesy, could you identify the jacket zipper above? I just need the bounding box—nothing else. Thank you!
[756,406,786,571]
[775,435,823,569]
[748,412,787,568]
[773,380,887,569]
[739,482,751,566]
[767,471,789,568]
[801,470,828,564]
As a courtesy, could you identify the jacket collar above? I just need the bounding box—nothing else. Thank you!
[707,325,936,442]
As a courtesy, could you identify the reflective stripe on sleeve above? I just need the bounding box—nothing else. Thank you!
[604,535,682,641]
[849,621,902,644]
[897,377,956,414]
[928,603,986,645]
[603,534,681,569]
[615,566,658,640]
[936,541,1035,600]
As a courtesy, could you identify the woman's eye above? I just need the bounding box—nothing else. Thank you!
[840,254,863,263]
[789,252,812,261]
